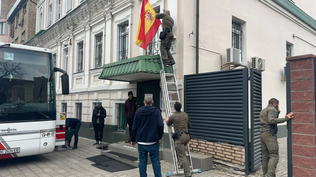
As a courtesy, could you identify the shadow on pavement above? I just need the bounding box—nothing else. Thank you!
[86,155,136,172]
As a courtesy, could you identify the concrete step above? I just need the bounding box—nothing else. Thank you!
[101,150,139,168]
[104,142,213,172]
[162,149,213,172]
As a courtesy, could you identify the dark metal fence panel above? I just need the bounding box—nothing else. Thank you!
[184,68,249,146]
[250,69,262,171]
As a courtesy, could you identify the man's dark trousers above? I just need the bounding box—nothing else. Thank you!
[127,118,133,138]
[93,123,104,142]
[68,122,81,147]
[138,143,162,177]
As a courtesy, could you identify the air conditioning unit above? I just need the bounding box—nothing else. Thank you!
[252,57,265,71]
[226,48,242,65]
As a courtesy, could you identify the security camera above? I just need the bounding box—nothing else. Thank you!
[63,41,68,47]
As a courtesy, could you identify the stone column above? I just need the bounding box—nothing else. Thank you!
[287,54,316,177]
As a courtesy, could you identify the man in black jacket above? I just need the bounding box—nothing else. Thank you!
[92,102,106,145]
[125,91,137,143]
[131,96,164,177]
[65,118,81,150]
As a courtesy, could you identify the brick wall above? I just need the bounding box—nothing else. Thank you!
[287,54,316,177]
[189,139,245,166]
[0,0,16,19]
[8,0,37,44]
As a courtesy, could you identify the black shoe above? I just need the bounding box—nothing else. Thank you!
[61,145,67,148]
[168,61,175,66]
[72,147,77,150]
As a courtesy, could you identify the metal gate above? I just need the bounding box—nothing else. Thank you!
[184,68,262,175]
[250,69,262,171]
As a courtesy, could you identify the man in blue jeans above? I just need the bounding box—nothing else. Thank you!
[131,96,164,177]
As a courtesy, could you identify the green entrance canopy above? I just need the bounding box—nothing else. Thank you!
[99,55,173,82]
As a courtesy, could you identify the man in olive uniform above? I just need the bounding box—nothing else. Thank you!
[156,10,175,66]
[166,102,192,177]
[260,98,294,177]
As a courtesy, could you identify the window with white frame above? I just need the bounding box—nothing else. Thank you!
[145,6,160,55]
[63,48,68,72]
[48,3,52,27]
[232,20,243,58]
[67,0,72,12]
[95,33,103,68]
[77,42,84,72]
[118,21,129,61]
[61,103,67,113]
[0,22,8,34]
[286,42,293,57]
[56,0,61,21]
[75,103,82,120]
[39,7,43,30]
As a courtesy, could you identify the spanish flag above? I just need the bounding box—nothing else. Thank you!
[135,0,161,50]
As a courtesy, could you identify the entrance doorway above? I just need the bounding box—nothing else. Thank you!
[117,103,126,132]
[137,80,160,109]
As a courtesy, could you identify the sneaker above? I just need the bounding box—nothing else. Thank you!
[99,141,102,145]
[72,146,77,150]
[93,142,99,145]
[168,61,175,66]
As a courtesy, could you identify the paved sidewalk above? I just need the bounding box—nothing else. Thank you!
[0,137,287,177]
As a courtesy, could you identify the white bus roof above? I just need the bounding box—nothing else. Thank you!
[0,42,51,54]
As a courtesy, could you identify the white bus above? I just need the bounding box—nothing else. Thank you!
[0,43,69,160]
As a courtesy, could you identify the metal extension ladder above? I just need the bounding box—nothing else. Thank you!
[159,56,201,177]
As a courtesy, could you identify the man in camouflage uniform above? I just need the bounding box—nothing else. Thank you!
[260,98,294,177]
[156,10,175,66]
[166,102,192,177]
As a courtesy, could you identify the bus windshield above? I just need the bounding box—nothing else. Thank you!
[0,47,56,123]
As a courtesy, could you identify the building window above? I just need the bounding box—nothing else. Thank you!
[48,4,52,27]
[21,31,25,42]
[95,33,103,68]
[62,103,67,113]
[10,20,14,38]
[118,22,129,61]
[232,21,242,50]
[77,42,84,72]
[67,0,72,12]
[56,0,61,21]
[63,48,68,72]
[16,13,19,28]
[39,12,43,30]
[75,103,82,121]
[145,7,160,55]
[15,38,18,44]
[0,22,8,35]
[286,42,293,57]
[52,53,56,67]
[23,3,27,14]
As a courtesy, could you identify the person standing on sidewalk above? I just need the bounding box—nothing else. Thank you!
[166,102,192,177]
[125,91,137,143]
[92,102,106,145]
[260,98,294,177]
[131,96,164,177]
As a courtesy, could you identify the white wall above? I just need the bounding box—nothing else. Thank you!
[179,0,316,121]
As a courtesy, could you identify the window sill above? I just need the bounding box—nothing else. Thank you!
[73,72,84,77]
[90,68,103,74]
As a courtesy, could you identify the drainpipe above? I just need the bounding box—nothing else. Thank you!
[196,0,199,74]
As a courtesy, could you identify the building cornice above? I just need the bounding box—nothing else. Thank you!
[259,0,316,36]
